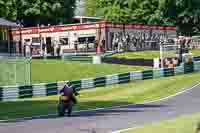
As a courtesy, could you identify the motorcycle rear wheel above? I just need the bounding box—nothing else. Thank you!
[57,101,66,116]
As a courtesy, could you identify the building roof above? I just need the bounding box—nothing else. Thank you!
[73,16,101,20]
[0,18,18,27]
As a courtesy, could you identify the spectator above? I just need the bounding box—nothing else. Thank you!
[23,42,26,57]
[74,40,78,53]
[57,45,61,57]
[126,34,130,51]
[94,40,98,53]
[101,39,105,53]
[86,38,89,52]
[42,41,46,57]
[30,42,33,56]
[185,37,192,53]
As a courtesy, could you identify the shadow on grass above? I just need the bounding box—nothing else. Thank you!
[0,100,168,123]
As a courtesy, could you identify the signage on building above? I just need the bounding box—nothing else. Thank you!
[12,21,176,36]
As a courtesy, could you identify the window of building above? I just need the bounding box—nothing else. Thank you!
[0,27,7,40]
[3,31,7,40]
[24,39,31,42]
[59,37,68,45]
[32,37,40,43]
[78,36,95,44]
[0,27,8,41]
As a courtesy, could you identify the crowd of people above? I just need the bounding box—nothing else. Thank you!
[21,39,106,57]
[110,31,167,52]
[20,33,198,58]
[160,36,194,68]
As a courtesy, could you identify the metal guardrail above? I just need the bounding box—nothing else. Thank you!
[193,56,200,61]
[64,55,93,63]
[63,51,116,63]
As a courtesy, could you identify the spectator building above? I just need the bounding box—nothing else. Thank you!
[11,21,177,56]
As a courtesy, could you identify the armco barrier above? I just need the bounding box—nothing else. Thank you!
[102,57,154,67]
[94,77,106,87]
[64,55,93,63]
[163,68,175,77]
[0,62,200,101]
[193,56,200,62]
[118,73,130,84]
[19,85,33,98]
[0,87,2,101]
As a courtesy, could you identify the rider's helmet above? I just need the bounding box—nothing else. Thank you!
[64,82,79,96]
[64,82,74,91]
[64,81,71,87]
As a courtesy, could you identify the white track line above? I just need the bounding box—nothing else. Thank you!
[110,82,200,133]
[0,82,200,123]
[110,126,144,133]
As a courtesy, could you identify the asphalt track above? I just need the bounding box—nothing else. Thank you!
[1,83,200,133]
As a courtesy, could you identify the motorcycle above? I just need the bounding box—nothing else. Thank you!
[57,90,79,117]
[57,95,73,117]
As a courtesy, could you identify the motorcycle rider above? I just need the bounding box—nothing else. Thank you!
[59,82,78,116]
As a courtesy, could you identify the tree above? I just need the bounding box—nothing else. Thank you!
[176,0,200,35]
[96,0,136,22]
[85,0,100,16]
[87,0,200,35]
[0,0,76,26]
[0,0,18,21]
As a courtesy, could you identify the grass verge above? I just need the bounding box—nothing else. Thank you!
[32,59,149,83]
[1,72,200,120]
[191,49,200,56]
[112,49,200,59]
[112,51,160,59]
[121,112,200,133]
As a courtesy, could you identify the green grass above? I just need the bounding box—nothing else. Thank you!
[1,72,200,120]
[112,49,200,59]
[112,51,160,59]
[0,60,31,86]
[30,49,200,84]
[32,59,149,84]
[121,112,200,133]
[2,49,200,86]
[191,49,200,56]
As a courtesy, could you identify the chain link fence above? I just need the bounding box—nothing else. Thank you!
[0,56,31,86]
[192,36,200,49]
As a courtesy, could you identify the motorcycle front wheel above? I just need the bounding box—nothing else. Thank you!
[67,102,73,117]
[57,101,66,116]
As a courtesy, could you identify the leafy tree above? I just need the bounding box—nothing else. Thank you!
[0,0,76,26]
[86,0,200,35]
[85,0,100,16]
[176,0,200,35]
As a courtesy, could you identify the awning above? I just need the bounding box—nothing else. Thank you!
[0,18,18,27]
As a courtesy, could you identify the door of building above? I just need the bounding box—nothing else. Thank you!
[46,37,53,54]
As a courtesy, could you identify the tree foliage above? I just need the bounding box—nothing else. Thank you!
[176,0,200,35]
[0,0,76,27]
[85,0,100,16]
[85,0,200,35]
